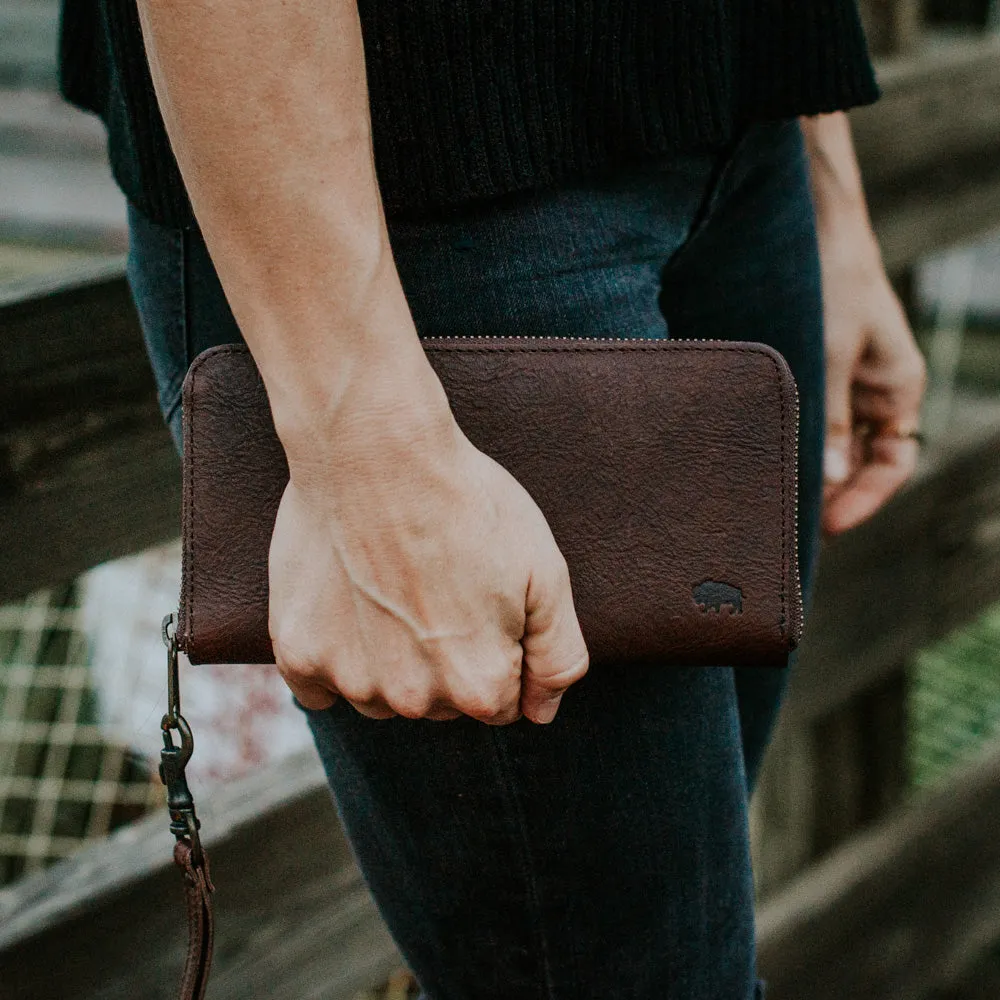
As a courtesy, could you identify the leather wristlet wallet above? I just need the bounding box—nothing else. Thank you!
[177,339,803,668]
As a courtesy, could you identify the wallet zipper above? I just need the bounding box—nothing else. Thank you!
[424,335,805,644]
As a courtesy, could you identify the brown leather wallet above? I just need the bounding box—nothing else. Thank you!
[177,338,802,668]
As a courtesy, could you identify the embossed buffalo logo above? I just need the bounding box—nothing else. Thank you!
[693,581,743,615]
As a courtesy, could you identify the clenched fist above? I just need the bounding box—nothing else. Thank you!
[267,386,590,725]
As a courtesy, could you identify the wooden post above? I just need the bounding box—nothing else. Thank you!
[926,0,996,28]
[859,0,924,56]
[857,667,911,822]
[751,718,817,898]
[758,742,1000,1000]
[812,704,868,855]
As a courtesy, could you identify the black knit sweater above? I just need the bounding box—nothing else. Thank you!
[59,0,880,228]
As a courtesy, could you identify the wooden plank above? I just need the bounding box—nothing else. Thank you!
[867,148,1000,276]
[0,269,181,601]
[926,0,997,29]
[0,752,401,1000]
[811,704,867,854]
[859,0,924,56]
[0,32,998,594]
[752,668,912,897]
[757,740,1000,1000]
[851,33,1000,273]
[750,719,817,897]
[785,427,1000,724]
[4,733,1000,1000]
[852,34,1000,187]
[807,666,911,857]
[857,668,911,821]
[930,948,1000,1000]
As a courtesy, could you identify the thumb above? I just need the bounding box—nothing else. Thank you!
[520,549,589,724]
[824,339,855,487]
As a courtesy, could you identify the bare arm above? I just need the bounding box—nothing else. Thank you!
[136,0,588,722]
[135,0,432,452]
[800,111,926,535]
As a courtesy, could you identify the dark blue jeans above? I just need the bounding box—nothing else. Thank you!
[127,117,824,1000]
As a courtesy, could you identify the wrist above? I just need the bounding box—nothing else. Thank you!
[814,195,884,278]
[270,332,459,487]
[237,245,453,465]
[801,112,876,250]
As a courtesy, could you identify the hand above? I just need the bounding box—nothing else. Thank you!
[820,223,927,535]
[266,382,589,725]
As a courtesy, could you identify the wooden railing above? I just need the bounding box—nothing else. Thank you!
[2,408,1000,998]
[2,13,1000,999]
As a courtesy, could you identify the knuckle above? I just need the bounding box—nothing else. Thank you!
[541,649,590,689]
[549,551,572,589]
[894,345,927,393]
[386,689,434,720]
[272,638,318,682]
[351,701,397,721]
[826,342,855,372]
[382,671,436,719]
[336,678,378,705]
[901,351,926,385]
[569,648,591,680]
[481,707,523,727]
[453,688,508,723]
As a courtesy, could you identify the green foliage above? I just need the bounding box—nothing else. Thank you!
[910,601,1000,789]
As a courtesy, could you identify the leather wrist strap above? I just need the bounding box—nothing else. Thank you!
[161,615,216,1000]
[174,840,215,1000]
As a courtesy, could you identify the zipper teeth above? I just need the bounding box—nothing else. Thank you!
[427,334,805,641]
[423,335,728,343]
[790,382,804,642]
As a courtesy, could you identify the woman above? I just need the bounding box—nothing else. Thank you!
[61,2,926,996]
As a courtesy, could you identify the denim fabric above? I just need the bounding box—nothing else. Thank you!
[126,117,824,1000]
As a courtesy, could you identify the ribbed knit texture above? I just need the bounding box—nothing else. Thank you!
[59,0,879,228]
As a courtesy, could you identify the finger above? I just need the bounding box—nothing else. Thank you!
[445,654,523,725]
[821,432,867,531]
[822,435,919,535]
[332,672,400,720]
[345,698,399,720]
[282,674,339,711]
[520,552,589,724]
[426,708,463,721]
[824,335,857,487]
[856,301,927,428]
[850,310,926,437]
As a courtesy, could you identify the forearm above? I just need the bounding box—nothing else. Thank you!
[799,111,880,259]
[136,0,444,456]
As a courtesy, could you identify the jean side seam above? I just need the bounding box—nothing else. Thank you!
[661,124,753,280]
[126,204,187,435]
[179,225,193,376]
[488,729,557,1000]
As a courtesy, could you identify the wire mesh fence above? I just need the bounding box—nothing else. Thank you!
[1,538,999,1000]
[5,558,1000,888]
[910,600,1000,790]
[0,583,163,886]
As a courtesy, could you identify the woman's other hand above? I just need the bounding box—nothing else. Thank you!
[802,112,927,536]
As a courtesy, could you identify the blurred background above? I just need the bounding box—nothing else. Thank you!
[1,2,1000,998]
